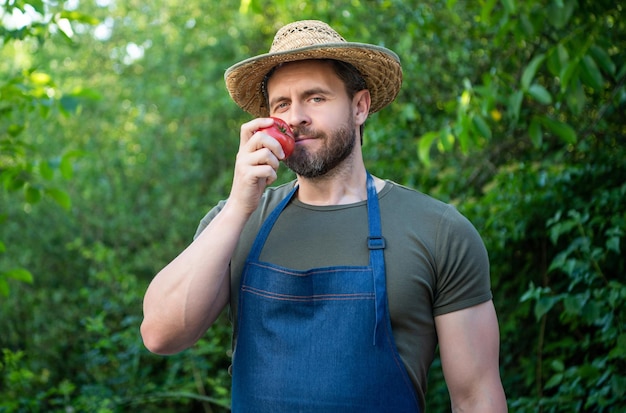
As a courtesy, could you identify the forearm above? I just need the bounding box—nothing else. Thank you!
[140,202,249,354]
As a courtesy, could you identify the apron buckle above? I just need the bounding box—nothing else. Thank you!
[367,236,386,250]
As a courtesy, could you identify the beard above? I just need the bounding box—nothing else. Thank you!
[284,118,356,179]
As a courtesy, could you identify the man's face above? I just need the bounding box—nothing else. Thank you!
[266,60,358,178]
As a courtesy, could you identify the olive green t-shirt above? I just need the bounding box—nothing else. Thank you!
[195,179,492,410]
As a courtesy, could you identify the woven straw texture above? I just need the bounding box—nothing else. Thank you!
[225,20,403,117]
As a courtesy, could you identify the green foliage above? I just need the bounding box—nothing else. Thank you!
[476,146,626,412]
[1,0,624,412]
[1,1,98,296]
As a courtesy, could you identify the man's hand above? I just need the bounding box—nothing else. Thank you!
[228,117,288,216]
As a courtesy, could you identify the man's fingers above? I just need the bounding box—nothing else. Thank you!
[240,118,275,146]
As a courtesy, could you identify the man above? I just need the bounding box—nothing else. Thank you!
[141,20,507,412]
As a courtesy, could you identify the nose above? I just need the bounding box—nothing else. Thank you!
[286,101,311,131]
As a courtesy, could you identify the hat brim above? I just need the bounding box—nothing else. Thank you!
[224,42,402,118]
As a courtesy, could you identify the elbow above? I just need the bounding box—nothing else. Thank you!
[140,319,186,355]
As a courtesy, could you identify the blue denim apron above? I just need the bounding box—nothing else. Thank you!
[231,173,420,412]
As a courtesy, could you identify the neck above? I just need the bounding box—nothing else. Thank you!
[295,155,385,205]
[296,171,367,206]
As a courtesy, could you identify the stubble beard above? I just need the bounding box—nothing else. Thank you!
[284,118,357,179]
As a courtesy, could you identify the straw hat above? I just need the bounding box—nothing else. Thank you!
[224,20,402,118]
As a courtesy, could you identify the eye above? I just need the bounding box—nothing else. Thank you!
[310,96,325,103]
[272,101,290,113]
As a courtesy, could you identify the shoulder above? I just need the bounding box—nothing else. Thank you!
[380,179,487,269]
[380,180,464,224]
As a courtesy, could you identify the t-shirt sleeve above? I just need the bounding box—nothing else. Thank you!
[432,205,492,316]
[193,200,227,240]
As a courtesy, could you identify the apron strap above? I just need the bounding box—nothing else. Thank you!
[246,184,298,262]
[366,172,387,346]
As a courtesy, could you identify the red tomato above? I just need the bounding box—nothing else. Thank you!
[259,117,295,158]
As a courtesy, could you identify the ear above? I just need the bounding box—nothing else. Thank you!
[353,89,371,126]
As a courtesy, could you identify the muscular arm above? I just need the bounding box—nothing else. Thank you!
[435,300,507,413]
[140,204,246,355]
[140,117,284,355]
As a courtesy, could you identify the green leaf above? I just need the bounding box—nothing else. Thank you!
[439,128,455,152]
[457,112,472,154]
[529,117,543,148]
[528,84,552,104]
[502,0,516,14]
[28,0,46,14]
[3,268,34,283]
[606,236,620,253]
[535,295,558,320]
[45,188,72,210]
[547,0,575,29]
[480,0,498,23]
[521,54,546,91]
[617,63,626,81]
[472,114,492,139]
[565,78,586,116]
[559,60,579,93]
[25,185,42,204]
[60,154,74,179]
[580,54,605,90]
[545,373,563,389]
[39,160,54,180]
[508,90,524,121]
[547,43,569,76]
[0,278,8,297]
[538,116,577,144]
[417,131,439,167]
[59,11,100,25]
[589,45,616,76]
[563,292,589,316]
[446,0,458,10]
[551,359,565,372]
[608,334,626,359]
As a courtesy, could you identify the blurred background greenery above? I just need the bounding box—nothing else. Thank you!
[1,0,624,411]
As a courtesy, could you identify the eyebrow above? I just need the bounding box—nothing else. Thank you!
[269,87,334,110]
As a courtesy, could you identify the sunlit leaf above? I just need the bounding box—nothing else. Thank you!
[480,0,498,23]
[30,72,52,85]
[39,160,54,180]
[417,131,438,167]
[59,11,100,25]
[4,268,34,283]
[60,154,74,179]
[528,84,552,104]
[45,188,72,210]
